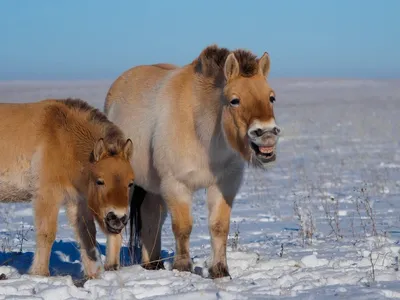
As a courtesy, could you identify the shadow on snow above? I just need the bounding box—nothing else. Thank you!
[0,240,174,279]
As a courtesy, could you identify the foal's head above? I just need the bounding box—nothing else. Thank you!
[88,138,135,234]
[220,49,280,168]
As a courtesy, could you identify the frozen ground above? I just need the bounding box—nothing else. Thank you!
[0,78,399,299]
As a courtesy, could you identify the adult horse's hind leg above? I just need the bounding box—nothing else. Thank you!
[128,185,146,264]
[140,192,167,269]
[65,194,101,278]
[206,170,243,279]
[30,187,63,276]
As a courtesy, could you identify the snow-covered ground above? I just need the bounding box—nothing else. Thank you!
[0,78,399,299]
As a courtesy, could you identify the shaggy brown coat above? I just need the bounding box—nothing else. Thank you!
[0,98,135,277]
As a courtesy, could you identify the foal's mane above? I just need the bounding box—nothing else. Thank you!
[56,98,126,156]
[193,44,259,78]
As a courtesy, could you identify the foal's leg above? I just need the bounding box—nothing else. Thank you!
[161,180,193,272]
[105,233,122,271]
[30,187,62,276]
[207,170,243,279]
[140,192,167,269]
[65,196,101,278]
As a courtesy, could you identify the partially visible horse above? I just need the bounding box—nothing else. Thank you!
[104,44,280,278]
[0,98,135,278]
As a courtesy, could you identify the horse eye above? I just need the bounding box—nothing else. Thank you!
[96,179,105,185]
[230,98,240,107]
[269,96,276,103]
[128,181,134,188]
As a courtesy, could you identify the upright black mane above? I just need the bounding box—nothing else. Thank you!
[194,44,259,78]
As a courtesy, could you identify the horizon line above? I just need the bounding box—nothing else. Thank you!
[1,76,400,83]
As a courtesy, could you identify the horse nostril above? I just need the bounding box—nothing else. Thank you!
[250,126,280,138]
[251,128,264,137]
[120,214,128,225]
[106,212,117,221]
[273,126,281,135]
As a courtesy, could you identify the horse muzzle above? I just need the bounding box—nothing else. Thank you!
[248,128,280,166]
[104,211,128,234]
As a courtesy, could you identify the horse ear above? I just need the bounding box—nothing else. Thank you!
[93,138,106,162]
[258,52,270,78]
[224,53,240,81]
[122,139,133,160]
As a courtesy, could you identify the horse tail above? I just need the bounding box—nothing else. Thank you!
[128,184,147,265]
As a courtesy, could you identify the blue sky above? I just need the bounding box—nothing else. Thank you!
[0,0,399,80]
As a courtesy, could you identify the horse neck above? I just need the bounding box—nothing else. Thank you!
[192,75,228,152]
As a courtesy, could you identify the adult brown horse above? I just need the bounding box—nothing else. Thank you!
[104,45,280,278]
[0,98,135,278]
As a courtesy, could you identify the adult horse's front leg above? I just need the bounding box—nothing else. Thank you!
[207,171,243,279]
[162,180,193,272]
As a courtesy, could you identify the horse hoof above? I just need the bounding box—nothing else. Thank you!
[86,274,98,280]
[29,268,50,277]
[172,259,193,272]
[208,263,231,279]
[142,261,165,270]
[85,270,101,280]
[73,278,88,288]
[84,264,102,279]
[104,264,120,271]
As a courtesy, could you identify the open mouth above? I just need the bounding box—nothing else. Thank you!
[250,142,275,160]
[106,223,123,234]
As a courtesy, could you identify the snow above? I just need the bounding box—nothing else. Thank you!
[0,78,399,299]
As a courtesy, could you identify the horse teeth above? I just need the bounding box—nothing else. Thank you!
[259,146,274,153]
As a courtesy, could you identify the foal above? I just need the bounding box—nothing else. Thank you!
[0,98,135,278]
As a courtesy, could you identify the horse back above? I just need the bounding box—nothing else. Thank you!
[104,64,179,114]
[0,102,46,164]
[0,100,96,202]
[0,102,49,201]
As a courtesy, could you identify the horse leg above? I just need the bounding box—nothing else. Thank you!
[162,180,193,272]
[128,185,144,264]
[140,192,167,270]
[104,234,122,271]
[65,196,101,278]
[207,171,243,279]
[30,187,62,276]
